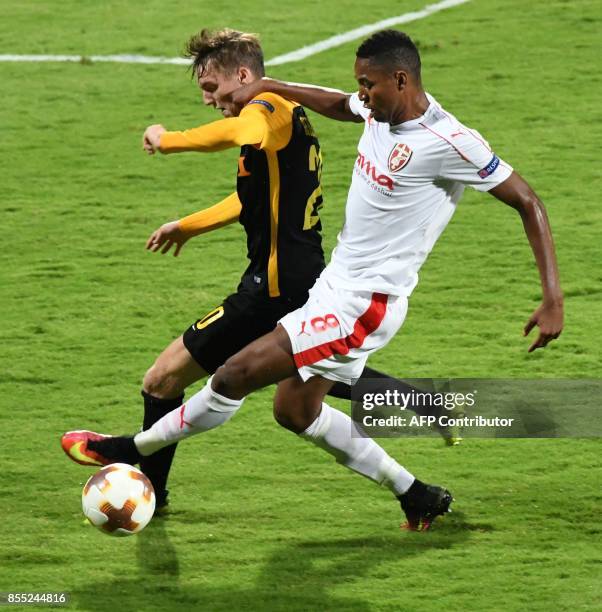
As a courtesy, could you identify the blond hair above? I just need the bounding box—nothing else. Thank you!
[186,28,265,77]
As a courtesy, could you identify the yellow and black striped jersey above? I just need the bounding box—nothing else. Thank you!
[160,92,325,299]
[236,93,324,298]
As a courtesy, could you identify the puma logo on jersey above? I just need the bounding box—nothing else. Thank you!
[298,321,311,336]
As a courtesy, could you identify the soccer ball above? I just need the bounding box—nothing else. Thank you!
[81,463,155,536]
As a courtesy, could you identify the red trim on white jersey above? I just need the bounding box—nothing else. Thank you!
[436,107,491,150]
[466,128,491,150]
[293,293,388,367]
[419,122,471,162]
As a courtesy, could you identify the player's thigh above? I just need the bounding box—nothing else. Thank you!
[214,324,298,397]
[145,335,208,394]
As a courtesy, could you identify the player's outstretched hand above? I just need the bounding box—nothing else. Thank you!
[146,221,189,257]
[523,301,563,352]
[142,124,166,155]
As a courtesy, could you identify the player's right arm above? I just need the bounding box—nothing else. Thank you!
[146,192,242,257]
[229,78,364,123]
[142,91,299,154]
[142,113,269,155]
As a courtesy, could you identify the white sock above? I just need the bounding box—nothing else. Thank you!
[301,402,415,496]
[134,377,243,455]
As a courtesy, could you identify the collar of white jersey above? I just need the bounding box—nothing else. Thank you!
[389,92,436,133]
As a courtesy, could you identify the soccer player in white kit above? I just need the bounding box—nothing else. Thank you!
[62,30,563,530]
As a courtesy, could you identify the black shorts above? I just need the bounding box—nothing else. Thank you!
[182,287,309,374]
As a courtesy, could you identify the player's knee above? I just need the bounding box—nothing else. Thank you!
[273,400,296,431]
[142,363,183,399]
[273,395,318,434]
[214,345,271,398]
[213,356,253,398]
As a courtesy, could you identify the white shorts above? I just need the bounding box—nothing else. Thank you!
[279,275,408,384]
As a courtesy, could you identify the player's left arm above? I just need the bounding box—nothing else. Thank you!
[146,192,242,257]
[488,172,564,352]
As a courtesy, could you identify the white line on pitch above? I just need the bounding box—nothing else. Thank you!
[266,0,470,65]
[0,53,191,65]
[0,0,470,67]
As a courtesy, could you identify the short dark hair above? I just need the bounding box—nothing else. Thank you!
[356,30,421,79]
[185,28,265,78]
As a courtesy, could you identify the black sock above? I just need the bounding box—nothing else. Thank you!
[88,436,141,465]
[328,366,442,417]
[139,391,184,504]
[328,366,390,400]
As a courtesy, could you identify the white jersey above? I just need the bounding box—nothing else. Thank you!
[323,92,513,296]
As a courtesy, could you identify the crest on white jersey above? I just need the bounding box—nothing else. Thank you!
[388,143,413,173]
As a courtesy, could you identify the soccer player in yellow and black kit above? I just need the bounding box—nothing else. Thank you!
[62,29,458,511]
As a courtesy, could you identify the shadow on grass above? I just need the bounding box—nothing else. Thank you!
[71,511,471,611]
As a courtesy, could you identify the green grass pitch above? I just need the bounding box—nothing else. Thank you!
[1,0,601,610]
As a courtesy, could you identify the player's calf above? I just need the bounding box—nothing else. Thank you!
[139,336,209,505]
[143,336,207,397]
[139,391,184,508]
[143,364,186,399]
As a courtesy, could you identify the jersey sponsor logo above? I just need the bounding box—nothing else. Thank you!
[478,154,500,178]
[356,153,394,191]
[388,143,413,173]
[247,99,275,113]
